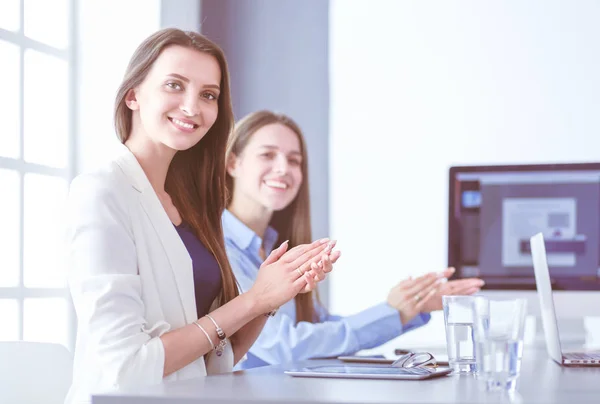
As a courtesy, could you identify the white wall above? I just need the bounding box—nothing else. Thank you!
[329,0,600,351]
[77,0,161,173]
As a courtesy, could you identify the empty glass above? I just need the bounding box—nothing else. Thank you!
[472,297,527,392]
[442,295,478,373]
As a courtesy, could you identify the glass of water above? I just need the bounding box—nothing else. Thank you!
[442,295,480,374]
[472,297,527,392]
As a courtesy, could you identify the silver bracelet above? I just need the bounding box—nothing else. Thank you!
[205,314,226,340]
[205,314,227,357]
[193,320,214,350]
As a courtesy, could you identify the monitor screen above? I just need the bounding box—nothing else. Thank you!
[448,163,600,291]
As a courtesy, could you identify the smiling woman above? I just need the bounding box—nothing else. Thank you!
[64,29,334,404]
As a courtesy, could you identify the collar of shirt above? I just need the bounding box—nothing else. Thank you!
[222,209,279,266]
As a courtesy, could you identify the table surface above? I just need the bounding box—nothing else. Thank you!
[93,347,600,404]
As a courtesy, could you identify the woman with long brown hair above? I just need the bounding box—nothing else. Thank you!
[64,29,333,403]
[223,110,484,368]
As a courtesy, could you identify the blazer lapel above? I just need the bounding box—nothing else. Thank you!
[114,144,197,323]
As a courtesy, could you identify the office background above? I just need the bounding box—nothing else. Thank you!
[1,0,600,352]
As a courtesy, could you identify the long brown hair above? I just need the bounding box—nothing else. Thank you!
[225,110,318,323]
[114,28,238,306]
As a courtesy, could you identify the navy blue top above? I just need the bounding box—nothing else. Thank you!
[175,223,222,318]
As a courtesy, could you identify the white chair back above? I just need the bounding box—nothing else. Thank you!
[0,341,73,404]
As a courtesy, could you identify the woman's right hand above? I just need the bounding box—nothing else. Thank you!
[248,238,333,313]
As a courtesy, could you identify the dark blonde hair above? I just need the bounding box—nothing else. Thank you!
[226,110,318,324]
[114,28,238,306]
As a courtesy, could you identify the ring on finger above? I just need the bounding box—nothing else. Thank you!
[414,294,420,302]
[296,267,304,277]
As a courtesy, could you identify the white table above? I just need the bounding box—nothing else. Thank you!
[92,348,600,404]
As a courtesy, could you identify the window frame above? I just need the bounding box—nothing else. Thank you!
[0,0,78,350]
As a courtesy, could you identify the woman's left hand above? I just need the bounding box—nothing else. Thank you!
[420,268,485,313]
[300,241,341,293]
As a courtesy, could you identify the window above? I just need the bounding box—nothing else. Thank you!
[0,0,75,349]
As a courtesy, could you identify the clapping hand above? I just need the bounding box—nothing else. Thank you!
[387,267,484,324]
[420,267,484,312]
[249,238,336,313]
[299,240,341,293]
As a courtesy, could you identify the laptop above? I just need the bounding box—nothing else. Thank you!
[530,232,600,366]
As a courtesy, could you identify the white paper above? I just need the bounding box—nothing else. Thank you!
[502,198,576,267]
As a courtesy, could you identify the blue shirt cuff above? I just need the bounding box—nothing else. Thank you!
[402,310,431,332]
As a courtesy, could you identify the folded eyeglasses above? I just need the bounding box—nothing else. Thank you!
[391,352,437,368]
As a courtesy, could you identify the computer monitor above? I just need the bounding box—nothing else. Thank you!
[448,163,600,345]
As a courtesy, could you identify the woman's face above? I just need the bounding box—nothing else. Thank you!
[229,123,304,213]
[126,45,221,152]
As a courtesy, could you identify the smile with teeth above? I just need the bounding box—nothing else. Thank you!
[264,180,288,190]
[169,117,198,130]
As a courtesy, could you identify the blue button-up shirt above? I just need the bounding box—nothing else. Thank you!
[222,209,431,369]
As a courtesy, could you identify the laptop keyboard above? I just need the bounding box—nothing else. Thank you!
[564,352,600,360]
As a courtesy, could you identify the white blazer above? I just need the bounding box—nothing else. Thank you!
[65,144,233,404]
